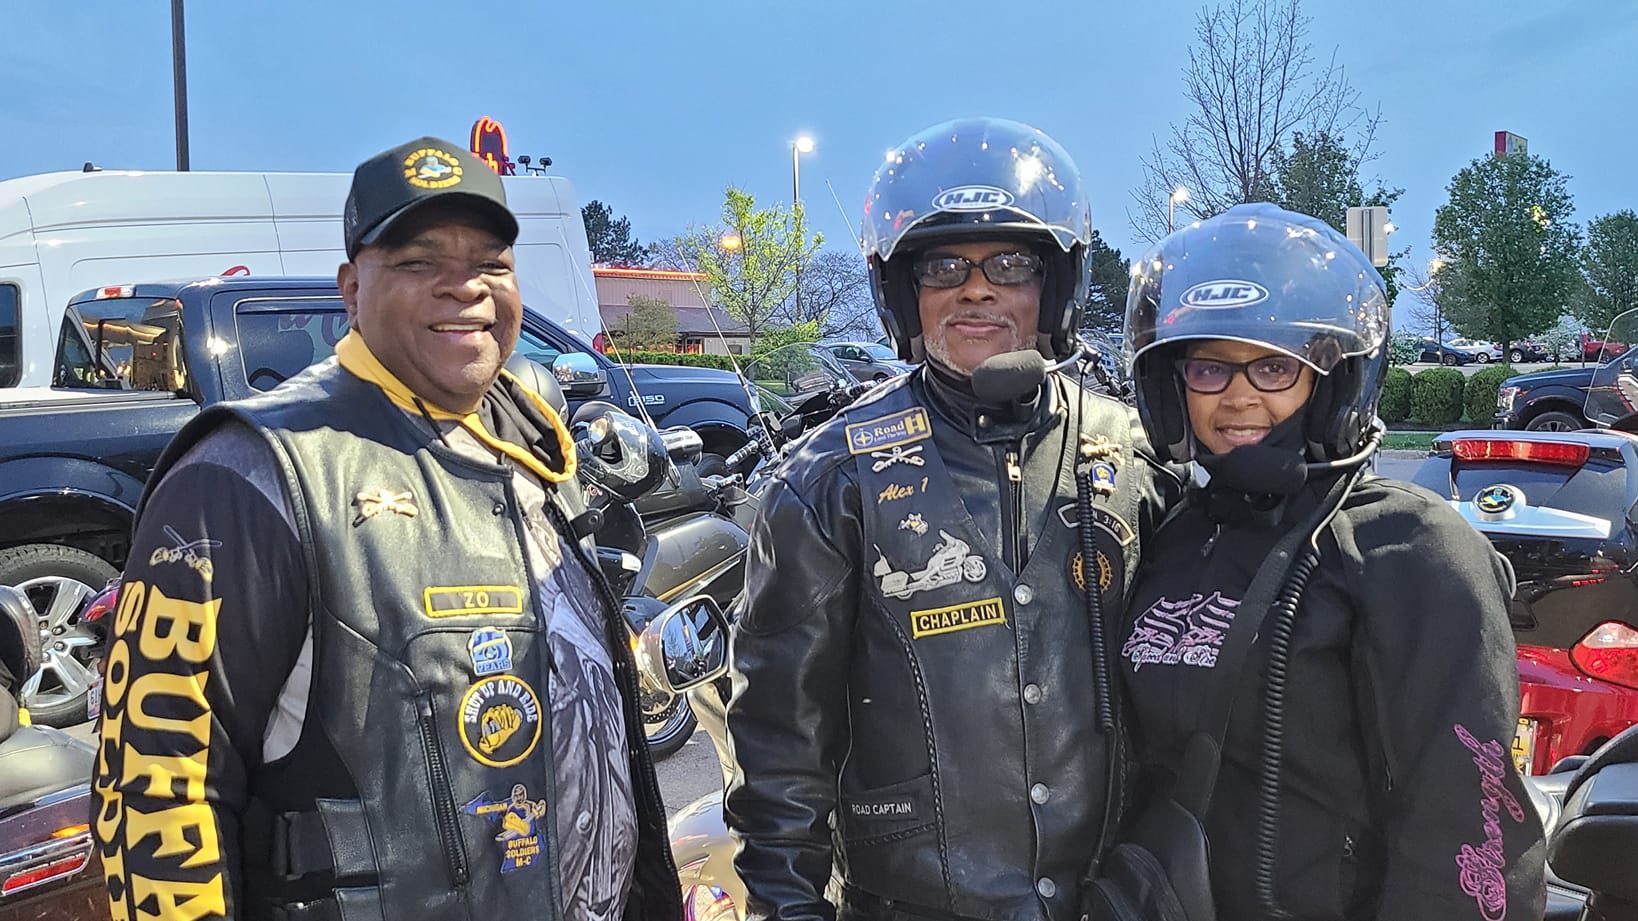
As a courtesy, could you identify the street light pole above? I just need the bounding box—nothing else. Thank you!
[1167,186,1190,234]
[171,0,190,171]
[792,136,815,321]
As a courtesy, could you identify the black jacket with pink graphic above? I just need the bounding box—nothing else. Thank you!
[1118,472,1546,921]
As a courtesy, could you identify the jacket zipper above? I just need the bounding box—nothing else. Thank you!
[1001,447,1024,571]
[417,695,470,886]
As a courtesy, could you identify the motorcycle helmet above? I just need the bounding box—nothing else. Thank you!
[862,117,1091,363]
[1124,203,1389,464]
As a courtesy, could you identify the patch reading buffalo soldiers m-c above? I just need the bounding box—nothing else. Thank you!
[846,407,932,455]
[462,784,548,873]
[909,597,1007,639]
[459,676,542,768]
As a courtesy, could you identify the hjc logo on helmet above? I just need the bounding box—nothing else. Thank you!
[1179,279,1270,309]
[933,185,1017,212]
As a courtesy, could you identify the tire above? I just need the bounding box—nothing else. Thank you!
[696,453,730,479]
[1524,410,1585,433]
[1475,353,1491,363]
[1510,349,1526,363]
[0,544,117,728]
[641,682,698,760]
[1442,354,1459,366]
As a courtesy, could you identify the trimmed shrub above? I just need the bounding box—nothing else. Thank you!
[1379,367,1413,423]
[1410,368,1466,426]
[1388,333,1422,367]
[607,349,738,371]
[1464,364,1518,423]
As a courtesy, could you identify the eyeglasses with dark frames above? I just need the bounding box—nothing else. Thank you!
[1176,356,1305,394]
[911,251,1043,289]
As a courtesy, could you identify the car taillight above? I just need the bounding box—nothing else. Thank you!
[1451,438,1590,466]
[1571,621,1638,690]
[81,581,120,624]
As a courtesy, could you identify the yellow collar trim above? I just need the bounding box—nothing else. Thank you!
[334,331,576,484]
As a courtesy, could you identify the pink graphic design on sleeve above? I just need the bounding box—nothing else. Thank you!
[1121,592,1239,671]
[1453,723,1527,921]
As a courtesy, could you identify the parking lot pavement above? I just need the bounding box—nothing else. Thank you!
[66,717,727,821]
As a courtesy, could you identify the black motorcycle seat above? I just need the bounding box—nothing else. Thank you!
[1528,772,1572,832]
[0,724,96,812]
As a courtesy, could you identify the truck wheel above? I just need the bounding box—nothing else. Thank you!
[0,544,117,728]
[1525,411,1584,433]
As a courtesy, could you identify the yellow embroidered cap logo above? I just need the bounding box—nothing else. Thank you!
[403,147,465,190]
[459,676,542,768]
[910,597,1006,639]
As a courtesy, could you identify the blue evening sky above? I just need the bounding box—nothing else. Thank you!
[4,1,1635,332]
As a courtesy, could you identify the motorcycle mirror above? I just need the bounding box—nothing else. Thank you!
[0,584,42,696]
[635,594,730,695]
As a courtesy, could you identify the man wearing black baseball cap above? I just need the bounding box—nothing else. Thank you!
[95,136,681,921]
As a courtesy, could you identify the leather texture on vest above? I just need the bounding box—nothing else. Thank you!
[727,367,1173,921]
[143,357,680,921]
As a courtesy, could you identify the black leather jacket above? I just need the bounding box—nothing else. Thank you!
[725,365,1176,921]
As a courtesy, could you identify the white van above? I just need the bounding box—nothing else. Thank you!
[0,169,602,390]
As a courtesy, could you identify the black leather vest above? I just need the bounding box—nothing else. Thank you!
[145,360,633,921]
[833,379,1146,921]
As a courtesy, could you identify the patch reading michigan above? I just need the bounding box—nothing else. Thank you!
[459,676,543,768]
[910,596,1006,639]
[847,408,932,455]
[403,147,464,190]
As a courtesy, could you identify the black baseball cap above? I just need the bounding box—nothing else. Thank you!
[343,136,520,259]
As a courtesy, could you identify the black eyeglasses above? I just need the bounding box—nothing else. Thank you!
[1176,356,1305,394]
[911,251,1043,289]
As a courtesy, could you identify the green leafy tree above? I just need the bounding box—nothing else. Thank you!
[1082,230,1129,332]
[581,200,653,266]
[1431,153,1582,353]
[1575,210,1638,334]
[615,295,679,350]
[682,187,822,344]
[1271,131,1405,304]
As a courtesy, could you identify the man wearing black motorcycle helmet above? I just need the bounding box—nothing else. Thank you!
[92,137,680,921]
[724,118,1179,921]
[1114,203,1546,920]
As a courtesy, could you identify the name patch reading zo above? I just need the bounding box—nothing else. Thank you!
[425,585,525,618]
[847,408,932,455]
[910,597,1006,639]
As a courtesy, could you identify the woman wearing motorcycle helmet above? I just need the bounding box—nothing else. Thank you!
[1115,204,1545,920]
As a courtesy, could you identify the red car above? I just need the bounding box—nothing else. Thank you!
[1412,430,1638,775]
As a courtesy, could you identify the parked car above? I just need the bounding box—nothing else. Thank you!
[1411,428,1638,775]
[823,340,912,382]
[0,276,758,725]
[1415,337,1476,366]
[1507,340,1554,363]
[1581,332,1629,362]
[1448,338,1503,362]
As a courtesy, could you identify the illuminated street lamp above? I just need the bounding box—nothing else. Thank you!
[719,233,742,251]
[792,135,816,316]
[1167,186,1190,234]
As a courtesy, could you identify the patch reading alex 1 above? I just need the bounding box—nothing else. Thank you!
[424,585,525,618]
[459,676,542,768]
[847,408,932,456]
[910,596,1006,639]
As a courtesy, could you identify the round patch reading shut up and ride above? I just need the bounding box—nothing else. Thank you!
[459,675,542,768]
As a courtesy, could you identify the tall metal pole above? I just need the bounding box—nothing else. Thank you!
[171,0,190,171]
[791,143,802,320]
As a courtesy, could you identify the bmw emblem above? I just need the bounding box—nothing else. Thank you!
[1475,484,1522,516]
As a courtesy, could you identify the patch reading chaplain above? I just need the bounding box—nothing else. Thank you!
[910,597,1006,639]
[459,676,543,768]
[847,408,932,455]
[424,585,525,618]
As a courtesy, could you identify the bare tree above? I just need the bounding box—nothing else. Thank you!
[1129,0,1381,241]
[778,249,877,339]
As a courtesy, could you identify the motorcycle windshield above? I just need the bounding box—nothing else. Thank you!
[742,342,859,404]
[1585,308,1638,426]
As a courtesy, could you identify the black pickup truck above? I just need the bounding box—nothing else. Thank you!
[0,276,756,723]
